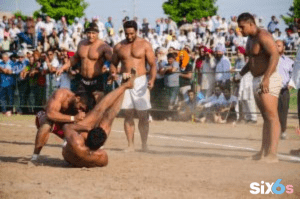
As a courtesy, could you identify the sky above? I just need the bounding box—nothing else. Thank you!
[0,0,294,32]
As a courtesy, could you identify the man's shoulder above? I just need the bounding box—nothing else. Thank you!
[282,56,294,65]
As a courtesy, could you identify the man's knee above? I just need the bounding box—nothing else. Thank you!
[137,111,149,123]
[124,110,135,123]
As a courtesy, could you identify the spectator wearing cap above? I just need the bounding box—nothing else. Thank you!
[234,46,246,71]
[267,16,279,33]
[214,44,231,90]
[0,53,14,116]
[201,47,216,98]
[14,51,30,114]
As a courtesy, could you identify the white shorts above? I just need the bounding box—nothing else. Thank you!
[121,75,152,111]
[253,72,282,98]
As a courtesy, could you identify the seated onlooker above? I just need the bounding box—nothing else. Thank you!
[198,85,225,123]
[178,50,193,102]
[215,87,238,124]
[177,89,200,121]
[0,53,14,116]
[284,29,296,50]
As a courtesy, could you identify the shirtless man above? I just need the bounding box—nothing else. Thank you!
[110,20,156,151]
[56,23,113,103]
[31,89,90,161]
[237,13,282,163]
[62,69,136,167]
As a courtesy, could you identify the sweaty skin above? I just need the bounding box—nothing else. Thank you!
[62,70,136,167]
[57,33,112,79]
[238,18,280,163]
[32,89,86,159]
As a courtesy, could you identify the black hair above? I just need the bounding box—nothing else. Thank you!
[188,89,194,94]
[86,127,107,150]
[237,13,256,24]
[167,53,175,59]
[74,91,96,112]
[123,20,138,31]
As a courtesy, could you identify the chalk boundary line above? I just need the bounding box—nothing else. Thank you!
[1,122,300,162]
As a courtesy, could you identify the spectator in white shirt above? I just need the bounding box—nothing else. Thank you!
[72,17,83,35]
[92,16,105,39]
[35,17,45,34]
[44,16,54,36]
[206,16,214,32]
[219,18,228,36]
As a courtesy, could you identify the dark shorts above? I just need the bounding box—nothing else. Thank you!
[77,75,105,95]
[35,111,65,139]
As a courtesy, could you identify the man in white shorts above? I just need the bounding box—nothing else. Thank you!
[110,21,156,152]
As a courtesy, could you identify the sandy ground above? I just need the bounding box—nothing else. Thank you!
[0,115,300,199]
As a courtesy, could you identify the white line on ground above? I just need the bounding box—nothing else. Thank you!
[1,122,300,162]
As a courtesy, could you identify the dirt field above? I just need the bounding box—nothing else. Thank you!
[0,115,300,199]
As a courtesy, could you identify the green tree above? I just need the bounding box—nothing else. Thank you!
[162,0,218,23]
[14,11,29,21]
[34,0,89,24]
[281,0,300,26]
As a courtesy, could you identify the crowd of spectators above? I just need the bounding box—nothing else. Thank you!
[0,13,299,125]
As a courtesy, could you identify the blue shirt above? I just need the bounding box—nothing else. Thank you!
[105,22,113,31]
[278,55,294,88]
[0,60,14,87]
[215,56,231,82]
[267,20,278,33]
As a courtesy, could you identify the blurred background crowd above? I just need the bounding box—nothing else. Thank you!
[0,13,299,127]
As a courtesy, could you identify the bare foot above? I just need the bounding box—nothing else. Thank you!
[246,151,264,161]
[122,67,136,88]
[141,144,149,152]
[262,154,279,163]
[123,146,135,153]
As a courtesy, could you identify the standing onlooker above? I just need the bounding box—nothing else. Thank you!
[179,50,193,102]
[201,47,216,97]
[0,36,10,51]
[9,23,20,51]
[267,16,279,33]
[276,40,294,139]
[44,16,54,36]
[214,44,231,90]
[105,17,114,35]
[15,51,30,114]
[0,53,14,116]
[163,53,180,110]
[43,49,60,100]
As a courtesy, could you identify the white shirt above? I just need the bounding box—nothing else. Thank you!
[9,27,20,39]
[35,21,45,33]
[289,48,300,89]
[44,22,54,36]
[206,20,213,32]
[72,22,84,34]
[97,21,105,39]
[220,22,228,34]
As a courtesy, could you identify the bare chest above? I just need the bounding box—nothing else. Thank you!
[78,45,102,60]
[118,44,145,60]
[247,38,263,56]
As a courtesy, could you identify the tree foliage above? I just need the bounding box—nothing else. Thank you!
[281,0,300,26]
[14,11,29,21]
[34,0,89,24]
[162,0,218,23]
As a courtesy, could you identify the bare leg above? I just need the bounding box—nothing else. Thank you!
[260,93,280,163]
[32,123,52,160]
[136,110,149,151]
[250,94,266,160]
[124,109,135,152]
[99,92,125,137]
